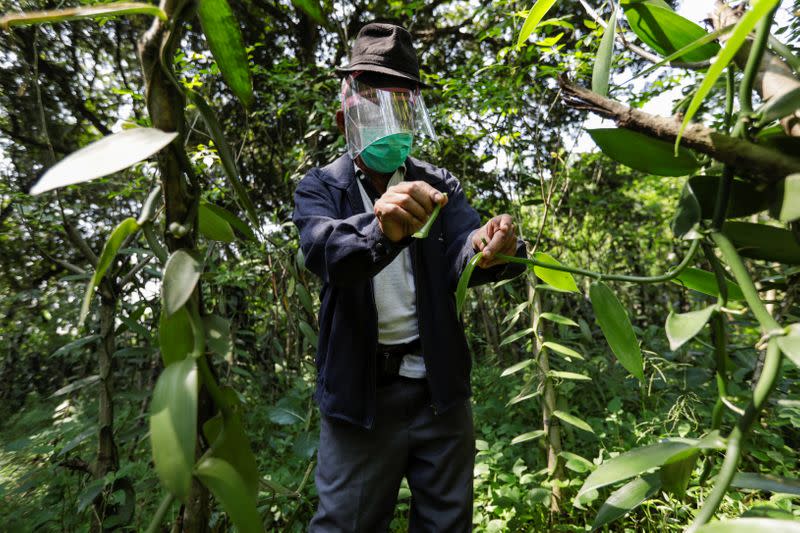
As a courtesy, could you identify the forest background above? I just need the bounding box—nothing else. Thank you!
[1,0,799,531]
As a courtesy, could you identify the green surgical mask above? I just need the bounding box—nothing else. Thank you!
[359,133,413,174]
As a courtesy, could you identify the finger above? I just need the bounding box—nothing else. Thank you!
[410,181,448,209]
[482,228,509,260]
[377,201,426,231]
[383,191,429,221]
[497,214,513,233]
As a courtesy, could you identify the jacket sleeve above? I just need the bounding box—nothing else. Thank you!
[441,170,527,290]
[293,170,410,286]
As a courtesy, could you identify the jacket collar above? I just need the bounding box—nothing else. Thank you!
[318,153,441,190]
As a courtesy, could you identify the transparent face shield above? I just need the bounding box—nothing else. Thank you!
[341,74,436,159]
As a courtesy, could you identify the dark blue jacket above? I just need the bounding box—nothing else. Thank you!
[293,154,525,428]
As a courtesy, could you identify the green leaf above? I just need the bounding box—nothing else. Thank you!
[677,0,781,149]
[672,183,702,239]
[162,250,203,317]
[695,518,800,533]
[741,507,799,520]
[723,221,800,265]
[267,400,305,425]
[775,174,800,223]
[198,202,236,242]
[672,267,745,301]
[589,128,700,177]
[196,0,253,108]
[501,358,535,377]
[159,307,194,365]
[500,327,535,347]
[199,202,256,242]
[413,194,446,238]
[292,430,319,459]
[298,320,318,346]
[511,430,546,445]
[623,3,720,62]
[542,341,584,360]
[0,2,167,29]
[577,440,696,499]
[291,0,325,25]
[137,185,162,225]
[204,314,232,360]
[517,0,559,47]
[539,312,578,327]
[203,411,258,499]
[187,91,259,229]
[626,24,733,83]
[777,324,800,367]
[149,358,198,502]
[730,472,800,496]
[532,252,579,292]
[755,87,800,127]
[456,252,483,317]
[553,410,594,433]
[589,282,644,382]
[194,458,262,533]
[659,449,698,498]
[29,128,177,195]
[548,370,592,381]
[77,478,107,513]
[592,6,616,97]
[50,334,100,358]
[592,474,661,530]
[665,305,716,351]
[296,284,314,315]
[689,175,771,220]
[80,217,140,325]
[51,374,100,397]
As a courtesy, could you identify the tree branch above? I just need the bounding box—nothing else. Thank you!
[559,79,800,182]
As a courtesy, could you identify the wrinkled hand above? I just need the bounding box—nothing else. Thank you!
[374,181,448,242]
[472,214,517,268]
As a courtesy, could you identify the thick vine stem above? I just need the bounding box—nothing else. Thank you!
[688,339,782,531]
[144,492,175,533]
[739,5,777,115]
[710,232,781,332]
[496,238,699,283]
[688,231,785,529]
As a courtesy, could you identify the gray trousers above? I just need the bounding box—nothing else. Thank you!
[309,378,475,532]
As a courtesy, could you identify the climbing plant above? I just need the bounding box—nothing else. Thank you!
[459,0,800,530]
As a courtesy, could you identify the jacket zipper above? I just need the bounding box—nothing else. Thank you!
[413,238,439,416]
[368,277,378,427]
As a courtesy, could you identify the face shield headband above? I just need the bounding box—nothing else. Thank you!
[341,73,436,161]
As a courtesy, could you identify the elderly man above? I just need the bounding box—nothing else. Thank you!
[292,22,526,532]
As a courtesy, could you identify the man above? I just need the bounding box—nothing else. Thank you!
[292,22,526,532]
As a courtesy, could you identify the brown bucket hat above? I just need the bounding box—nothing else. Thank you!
[335,23,429,88]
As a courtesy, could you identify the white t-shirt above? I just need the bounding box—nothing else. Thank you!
[355,165,426,379]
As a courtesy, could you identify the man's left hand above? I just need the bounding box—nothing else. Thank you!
[471,214,517,268]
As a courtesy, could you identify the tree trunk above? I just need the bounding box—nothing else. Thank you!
[530,283,564,516]
[138,1,211,530]
[90,284,120,532]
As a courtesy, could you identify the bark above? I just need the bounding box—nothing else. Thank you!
[138,1,210,530]
[530,284,564,516]
[559,79,800,182]
[711,1,800,137]
[90,283,120,532]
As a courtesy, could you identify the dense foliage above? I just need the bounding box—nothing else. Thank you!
[1,0,799,531]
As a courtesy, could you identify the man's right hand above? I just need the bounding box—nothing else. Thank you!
[373,181,448,242]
